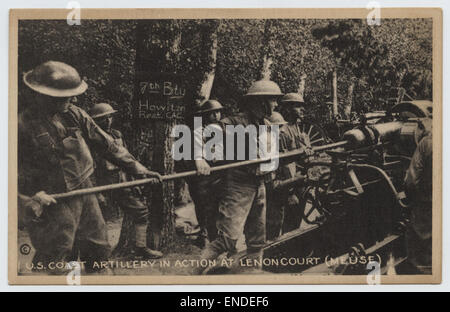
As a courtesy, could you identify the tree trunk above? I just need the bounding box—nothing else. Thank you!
[259,20,273,81]
[150,120,176,250]
[298,74,307,97]
[114,20,182,254]
[151,21,182,250]
[344,80,354,119]
[261,55,273,81]
[332,69,338,118]
[197,28,218,102]
[397,87,406,104]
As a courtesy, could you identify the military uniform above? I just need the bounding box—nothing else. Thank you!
[404,134,432,273]
[265,122,312,239]
[185,100,224,246]
[18,104,149,273]
[201,112,268,261]
[187,173,222,242]
[264,112,287,240]
[188,123,223,243]
[197,80,283,274]
[278,122,312,233]
[277,93,312,234]
[94,129,149,225]
[89,103,162,259]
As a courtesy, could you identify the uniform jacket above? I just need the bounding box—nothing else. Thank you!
[219,112,273,180]
[405,134,432,203]
[18,104,148,197]
[220,112,267,161]
[279,123,311,152]
[405,134,432,240]
[93,128,129,186]
[279,122,311,179]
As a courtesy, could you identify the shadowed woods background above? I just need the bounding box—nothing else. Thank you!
[17,19,432,251]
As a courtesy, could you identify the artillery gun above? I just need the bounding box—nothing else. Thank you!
[315,98,432,143]
[215,109,432,276]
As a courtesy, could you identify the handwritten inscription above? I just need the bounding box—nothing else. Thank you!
[135,77,186,120]
[138,99,184,119]
[140,81,186,97]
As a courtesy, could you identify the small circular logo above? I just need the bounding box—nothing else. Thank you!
[20,244,31,255]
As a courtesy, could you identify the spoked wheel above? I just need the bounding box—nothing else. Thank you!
[299,185,329,225]
[300,122,330,147]
[296,169,332,225]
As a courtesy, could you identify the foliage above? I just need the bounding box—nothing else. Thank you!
[312,19,432,114]
[19,20,137,113]
[18,18,433,247]
[18,18,432,124]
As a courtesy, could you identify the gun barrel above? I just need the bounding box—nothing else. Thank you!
[343,121,404,148]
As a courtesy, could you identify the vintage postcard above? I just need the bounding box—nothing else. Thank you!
[8,8,442,285]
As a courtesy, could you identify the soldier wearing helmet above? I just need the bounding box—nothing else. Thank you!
[280,93,307,122]
[245,79,283,118]
[17,61,162,274]
[197,79,283,273]
[89,103,117,133]
[264,111,289,240]
[183,99,224,248]
[89,103,163,260]
[278,92,314,234]
[195,99,223,125]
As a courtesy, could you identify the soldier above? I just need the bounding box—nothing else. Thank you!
[187,99,224,248]
[18,61,161,274]
[197,80,283,272]
[89,103,163,259]
[265,111,289,240]
[278,93,314,233]
[404,133,432,274]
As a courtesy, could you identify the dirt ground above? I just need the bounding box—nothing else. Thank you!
[17,202,249,276]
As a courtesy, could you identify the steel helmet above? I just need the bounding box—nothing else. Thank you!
[89,103,118,119]
[23,61,88,97]
[245,80,283,97]
[196,99,224,114]
[267,111,287,125]
[280,92,305,104]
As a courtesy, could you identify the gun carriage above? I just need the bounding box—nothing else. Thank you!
[233,100,433,275]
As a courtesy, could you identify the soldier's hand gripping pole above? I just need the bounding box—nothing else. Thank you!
[50,140,348,200]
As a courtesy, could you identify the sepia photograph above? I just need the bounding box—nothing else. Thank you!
[8,8,442,285]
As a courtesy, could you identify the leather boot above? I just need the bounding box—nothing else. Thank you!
[134,223,163,259]
[134,246,163,259]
